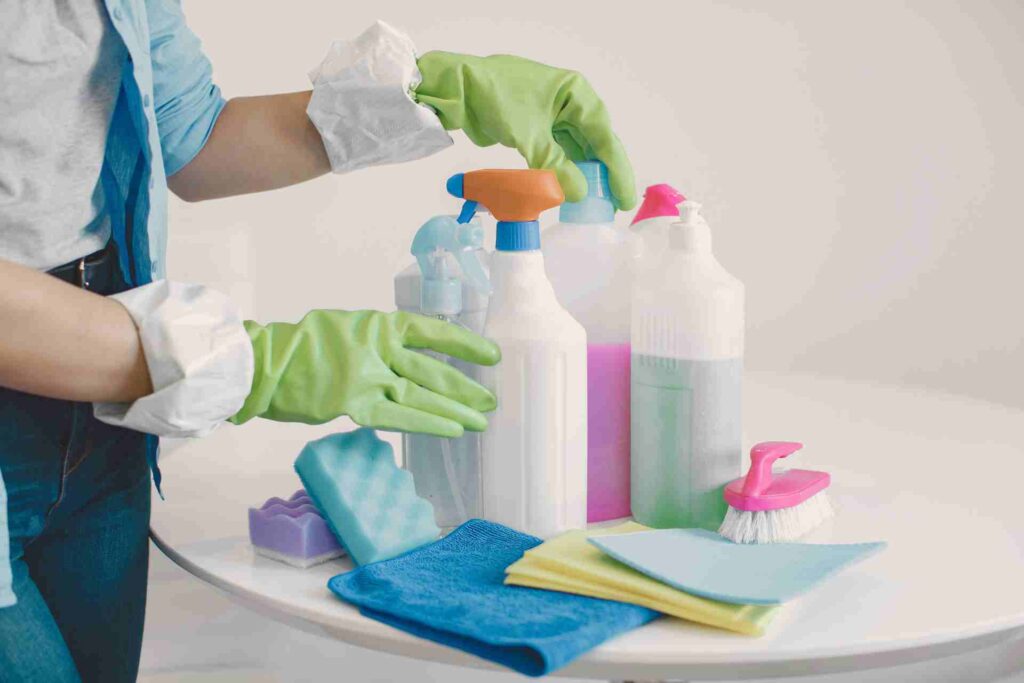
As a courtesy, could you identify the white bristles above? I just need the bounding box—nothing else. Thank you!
[718,492,834,544]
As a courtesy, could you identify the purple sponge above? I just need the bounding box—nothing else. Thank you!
[248,490,346,568]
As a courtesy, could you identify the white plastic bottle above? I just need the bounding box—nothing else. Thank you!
[542,161,632,522]
[483,248,588,537]
[448,169,588,538]
[630,200,744,530]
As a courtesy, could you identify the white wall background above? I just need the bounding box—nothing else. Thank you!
[168,0,1024,408]
[150,1,1024,680]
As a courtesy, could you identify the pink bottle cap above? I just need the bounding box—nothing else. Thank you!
[630,184,686,226]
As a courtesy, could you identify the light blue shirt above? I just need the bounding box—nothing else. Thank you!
[102,0,226,284]
[0,0,225,607]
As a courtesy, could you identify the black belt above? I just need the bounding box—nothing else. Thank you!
[46,243,118,291]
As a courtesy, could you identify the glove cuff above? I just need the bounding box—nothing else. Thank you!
[228,320,272,425]
[307,21,453,174]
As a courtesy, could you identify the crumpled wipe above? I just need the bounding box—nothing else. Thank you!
[95,280,253,438]
[307,20,452,174]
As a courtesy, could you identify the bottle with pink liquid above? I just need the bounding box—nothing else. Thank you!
[542,161,632,522]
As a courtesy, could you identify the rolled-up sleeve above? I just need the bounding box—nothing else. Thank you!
[147,0,226,176]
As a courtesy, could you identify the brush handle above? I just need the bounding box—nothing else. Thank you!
[740,441,804,497]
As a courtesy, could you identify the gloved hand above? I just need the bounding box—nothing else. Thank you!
[415,52,637,210]
[230,310,501,438]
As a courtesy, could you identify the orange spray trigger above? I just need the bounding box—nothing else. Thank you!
[447,170,564,223]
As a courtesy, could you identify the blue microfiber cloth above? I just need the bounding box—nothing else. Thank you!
[590,528,885,606]
[328,519,658,677]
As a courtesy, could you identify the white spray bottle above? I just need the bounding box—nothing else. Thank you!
[448,169,588,538]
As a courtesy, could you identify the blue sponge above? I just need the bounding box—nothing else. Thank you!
[294,428,440,566]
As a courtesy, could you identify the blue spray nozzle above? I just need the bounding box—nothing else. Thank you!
[446,173,465,199]
[447,174,479,224]
[411,215,491,317]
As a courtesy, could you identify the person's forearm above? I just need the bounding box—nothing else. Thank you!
[0,259,152,402]
[167,91,330,202]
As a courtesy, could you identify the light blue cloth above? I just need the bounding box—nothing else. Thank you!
[329,519,658,677]
[590,528,886,606]
[0,0,224,607]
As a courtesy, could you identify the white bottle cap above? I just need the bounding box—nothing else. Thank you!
[671,200,711,252]
[679,200,702,224]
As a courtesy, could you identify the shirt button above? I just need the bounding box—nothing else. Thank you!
[143,94,151,108]
[112,7,123,20]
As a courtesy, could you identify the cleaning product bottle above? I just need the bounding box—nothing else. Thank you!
[542,161,631,522]
[448,169,588,538]
[394,215,490,528]
[630,199,744,530]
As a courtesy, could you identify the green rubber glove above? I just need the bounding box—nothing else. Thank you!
[415,51,637,210]
[229,310,501,438]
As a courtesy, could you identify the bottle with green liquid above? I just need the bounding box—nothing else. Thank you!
[630,197,744,530]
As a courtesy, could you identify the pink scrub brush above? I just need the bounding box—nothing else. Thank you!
[718,442,833,544]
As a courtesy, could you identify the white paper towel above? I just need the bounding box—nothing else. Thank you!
[307,21,452,174]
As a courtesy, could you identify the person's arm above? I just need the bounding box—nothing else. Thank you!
[0,259,152,402]
[153,14,454,204]
[167,91,330,202]
[162,19,635,208]
[147,1,330,203]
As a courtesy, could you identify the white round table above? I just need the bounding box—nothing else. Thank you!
[150,372,1024,681]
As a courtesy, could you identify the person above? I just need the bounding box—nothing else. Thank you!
[0,3,635,681]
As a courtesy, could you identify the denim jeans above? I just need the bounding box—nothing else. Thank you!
[0,247,150,682]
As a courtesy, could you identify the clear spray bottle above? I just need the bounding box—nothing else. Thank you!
[405,215,491,528]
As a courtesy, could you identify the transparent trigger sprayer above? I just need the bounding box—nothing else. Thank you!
[396,214,491,529]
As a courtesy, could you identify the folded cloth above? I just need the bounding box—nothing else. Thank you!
[590,528,886,606]
[328,519,657,677]
[506,522,777,636]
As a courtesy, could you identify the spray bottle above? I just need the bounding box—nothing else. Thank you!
[448,169,588,538]
[630,199,744,530]
[542,161,632,522]
[396,215,490,528]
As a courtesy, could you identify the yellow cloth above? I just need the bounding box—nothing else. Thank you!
[505,522,778,636]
